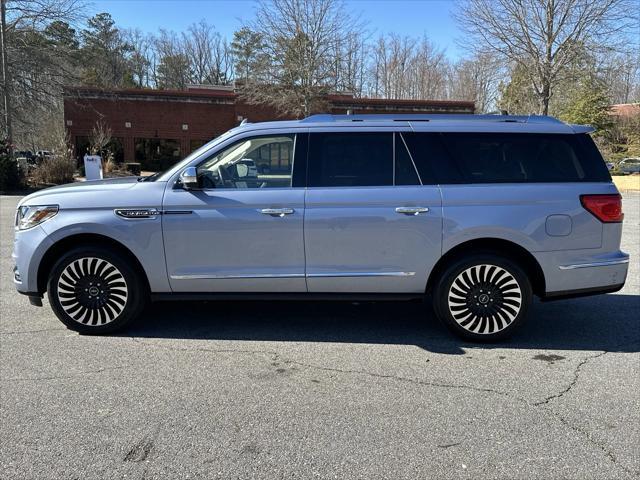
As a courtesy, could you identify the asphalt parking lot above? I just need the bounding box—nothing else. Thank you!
[1,193,638,479]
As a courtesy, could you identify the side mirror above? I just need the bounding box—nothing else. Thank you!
[180,166,199,190]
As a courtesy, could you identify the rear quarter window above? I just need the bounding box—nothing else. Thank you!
[440,133,611,183]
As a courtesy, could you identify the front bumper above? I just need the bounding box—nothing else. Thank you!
[12,224,54,295]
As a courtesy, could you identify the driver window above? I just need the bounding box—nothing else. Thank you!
[197,134,295,189]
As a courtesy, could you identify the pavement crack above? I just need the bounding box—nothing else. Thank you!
[283,359,511,397]
[3,365,129,382]
[130,338,510,397]
[533,351,608,406]
[530,350,638,477]
[548,409,638,477]
[437,441,462,449]
[129,336,280,359]
[128,337,638,476]
[0,328,66,335]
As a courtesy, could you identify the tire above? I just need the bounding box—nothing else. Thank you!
[47,246,147,334]
[433,253,532,342]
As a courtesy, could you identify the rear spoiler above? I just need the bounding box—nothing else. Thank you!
[570,124,596,134]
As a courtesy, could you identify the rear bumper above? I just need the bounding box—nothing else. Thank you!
[541,282,625,301]
[534,250,629,298]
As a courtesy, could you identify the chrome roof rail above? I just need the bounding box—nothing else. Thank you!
[300,113,566,124]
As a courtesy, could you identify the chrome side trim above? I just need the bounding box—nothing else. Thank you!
[171,271,416,280]
[307,271,416,278]
[171,273,305,280]
[559,258,630,270]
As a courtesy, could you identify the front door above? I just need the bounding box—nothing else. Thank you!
[304,131,442,293]
[162,133,307,292]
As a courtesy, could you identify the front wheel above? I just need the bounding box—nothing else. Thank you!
[433,254,532,342]
[47,246,147,334]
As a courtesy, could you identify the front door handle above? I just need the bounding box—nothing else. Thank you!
[260,208,295,217]
[395,206,429,216]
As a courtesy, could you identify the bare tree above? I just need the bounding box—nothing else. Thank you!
[600,50,640,104]
[455,0,637,114]
[183,20,232,85]
[239,0,363,117]
[88,119,111,155]
[125,28,153,87]
[367,33,449,100]
[449,52,503,112]
[153,29,191,89]
[1,0,85,145]
[329,30,368,96]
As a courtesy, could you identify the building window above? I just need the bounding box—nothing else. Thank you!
[74,136,124,165]
[189,139,208,153]
[134,138,181,172]
[243,138,293,174]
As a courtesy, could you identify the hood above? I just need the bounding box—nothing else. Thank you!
[19,176,142,206]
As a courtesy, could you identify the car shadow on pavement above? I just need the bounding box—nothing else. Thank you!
[119,293,640,355]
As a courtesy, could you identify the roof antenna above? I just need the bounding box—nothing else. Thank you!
[346,109,353,115]
[240,118,249,125]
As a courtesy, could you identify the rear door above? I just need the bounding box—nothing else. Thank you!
[304,130,442,293]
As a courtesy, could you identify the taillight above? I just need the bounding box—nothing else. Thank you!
[580,194,623,223]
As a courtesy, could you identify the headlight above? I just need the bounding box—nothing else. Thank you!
[15,205,59,230]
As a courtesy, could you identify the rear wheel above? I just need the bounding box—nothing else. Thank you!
[47,246,146,334]
[433,254,532,342]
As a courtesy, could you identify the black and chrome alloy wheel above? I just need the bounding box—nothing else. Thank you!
[57,257,128,326]
[48,246,146,334]
[434,254,532,342]
[447,264,522,335]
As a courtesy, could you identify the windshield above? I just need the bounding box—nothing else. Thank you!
[144,128,242,182]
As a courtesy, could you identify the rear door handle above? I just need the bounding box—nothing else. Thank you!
[260,208,295,217]
[395,206,429,216]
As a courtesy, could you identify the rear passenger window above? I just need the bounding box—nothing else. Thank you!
[308,133,392,187]
[402,132,459,184]
[394,133,421,185]
[441,133,611,183]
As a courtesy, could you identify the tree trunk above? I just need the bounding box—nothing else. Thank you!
[539,83,551,116]
[0,0,12,147]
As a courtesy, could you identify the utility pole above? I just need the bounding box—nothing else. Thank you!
[0,0,12,148]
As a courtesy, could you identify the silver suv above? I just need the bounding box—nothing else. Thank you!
[12,114,629,341]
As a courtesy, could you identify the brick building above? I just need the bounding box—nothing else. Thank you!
[63,86,475,171]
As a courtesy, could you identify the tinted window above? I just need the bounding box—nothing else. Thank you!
[395,133,421,185]
[308,133,393,187]
[402,132,459,184]
[441,133,610,183]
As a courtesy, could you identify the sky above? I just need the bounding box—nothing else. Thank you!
[92,0,464,59]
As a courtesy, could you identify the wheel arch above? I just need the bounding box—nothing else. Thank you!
[426,238,546,297]
[37,233,151,294]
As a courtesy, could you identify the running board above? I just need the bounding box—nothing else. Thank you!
[150,292,425,302]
